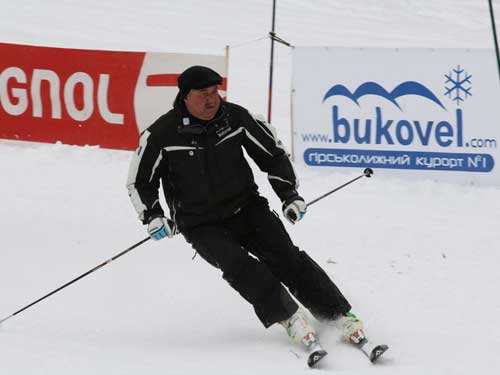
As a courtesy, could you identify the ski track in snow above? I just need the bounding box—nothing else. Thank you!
[1,1,500,374]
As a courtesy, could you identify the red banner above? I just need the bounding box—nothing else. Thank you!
[0,43,227,150]
[0,43,145,150]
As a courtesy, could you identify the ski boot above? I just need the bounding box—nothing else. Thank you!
[281,309,328,368]
[339,311,388,363]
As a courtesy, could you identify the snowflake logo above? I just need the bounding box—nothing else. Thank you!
[445,65,472,106]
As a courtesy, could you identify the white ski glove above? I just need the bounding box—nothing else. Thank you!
[147,216,177,240]
[282,196,307,224]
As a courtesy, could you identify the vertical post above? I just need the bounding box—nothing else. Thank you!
[290,63,295,161]
[489,0,500,83]
[224,45,230,100]
[267,0,277,123]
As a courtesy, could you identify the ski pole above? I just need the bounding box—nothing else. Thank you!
[0,236,151,326]
[307,168,373,208]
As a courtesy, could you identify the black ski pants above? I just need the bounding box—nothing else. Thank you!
[182,198,351,327]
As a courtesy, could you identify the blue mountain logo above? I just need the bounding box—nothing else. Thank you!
[323,81,446,110]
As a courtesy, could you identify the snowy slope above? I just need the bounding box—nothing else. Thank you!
[1,1,500,374]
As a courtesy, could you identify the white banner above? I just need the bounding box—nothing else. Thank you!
[291,47,500,185]
[135,52,227,133]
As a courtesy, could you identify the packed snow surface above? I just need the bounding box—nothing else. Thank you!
[1,1,500,374]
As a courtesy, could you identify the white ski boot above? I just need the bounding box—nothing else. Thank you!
[338,311,389,363]
[280,309,328,367]
[339,311,366,345]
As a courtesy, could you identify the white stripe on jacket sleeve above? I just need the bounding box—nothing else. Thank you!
[126,130,151,221]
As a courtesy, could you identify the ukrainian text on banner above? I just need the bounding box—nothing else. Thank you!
[0,42,227,150]
[291,47,500,185]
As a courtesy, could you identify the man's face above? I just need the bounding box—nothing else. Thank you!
[184,85,221,121]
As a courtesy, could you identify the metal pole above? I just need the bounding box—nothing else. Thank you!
[489,0,500,84]
[0,237,151,326]
[307,168,374,208]
[267,0,277,123]
[225,45,230,100]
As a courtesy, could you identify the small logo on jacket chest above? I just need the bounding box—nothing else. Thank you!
[216,124,232,138]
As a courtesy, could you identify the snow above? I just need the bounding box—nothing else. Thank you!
[1,1,500,374]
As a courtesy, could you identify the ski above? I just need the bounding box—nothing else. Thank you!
[305,339,387,368]
[356,338,389,363]
[307,342,328,368]
[298,336,387,368]
[306,342,328,368]
[343,320,389,364]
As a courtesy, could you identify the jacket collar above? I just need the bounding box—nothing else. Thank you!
[174,93,226,135]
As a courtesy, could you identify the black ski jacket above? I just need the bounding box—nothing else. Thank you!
[127,97,299,231]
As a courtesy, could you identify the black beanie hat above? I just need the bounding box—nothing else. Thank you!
[178,66,223,99]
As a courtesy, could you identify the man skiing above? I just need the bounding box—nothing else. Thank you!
[126,65,380,366]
